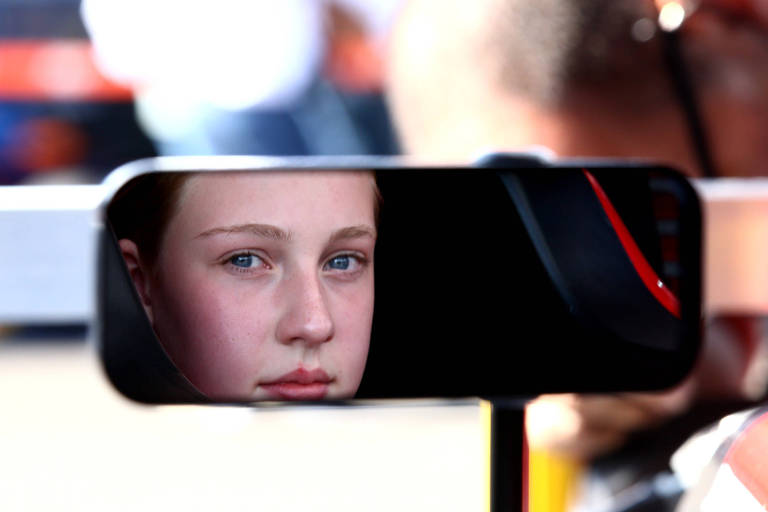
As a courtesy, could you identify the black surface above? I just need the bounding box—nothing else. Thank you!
[357,166,701,399]
[490,403,526,512]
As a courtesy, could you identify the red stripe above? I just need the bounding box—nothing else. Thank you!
[0,40,133,101]
[583,170,681,318]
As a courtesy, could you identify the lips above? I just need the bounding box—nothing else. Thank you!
[259,368,333,401]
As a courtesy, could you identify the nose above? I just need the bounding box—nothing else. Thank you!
[276,269,335,346]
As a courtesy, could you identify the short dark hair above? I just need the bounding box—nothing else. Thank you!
[486,0,672,113]
[107,172,190,271]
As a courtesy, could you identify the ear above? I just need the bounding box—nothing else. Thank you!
[118,239,154,324]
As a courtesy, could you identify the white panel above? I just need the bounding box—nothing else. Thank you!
[0,185,103,323]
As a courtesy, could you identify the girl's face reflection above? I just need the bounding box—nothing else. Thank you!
[122,171,376,401]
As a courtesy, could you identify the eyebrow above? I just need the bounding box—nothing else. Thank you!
[194,223,376,243]
[195,223,292,241]
[328,225,377,244]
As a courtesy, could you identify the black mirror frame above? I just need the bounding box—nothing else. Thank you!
[95,154,702,405]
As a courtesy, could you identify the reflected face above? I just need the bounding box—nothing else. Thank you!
[136,172,376,401]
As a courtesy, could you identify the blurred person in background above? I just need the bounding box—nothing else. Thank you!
[81,0,402,158]
[387,0,768,508]
[388,0,768,178]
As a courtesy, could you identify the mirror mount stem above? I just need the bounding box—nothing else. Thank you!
[485,399,529,512]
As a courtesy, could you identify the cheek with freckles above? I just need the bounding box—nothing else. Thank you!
[152,272,278,399]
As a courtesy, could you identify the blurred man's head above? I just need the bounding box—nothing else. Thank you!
[387,0,768,177]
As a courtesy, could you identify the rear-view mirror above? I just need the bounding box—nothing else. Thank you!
[97,156,702,404]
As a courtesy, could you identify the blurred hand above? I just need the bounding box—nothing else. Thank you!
[525,313,768,461]
[525,380,696,461]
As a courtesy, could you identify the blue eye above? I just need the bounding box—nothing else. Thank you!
[324,254,368,276]
[229,253,263,268]
[326,255,351,270]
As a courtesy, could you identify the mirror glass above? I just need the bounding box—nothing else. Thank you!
[98,162,701,404]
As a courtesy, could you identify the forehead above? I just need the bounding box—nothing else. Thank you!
[171,170,377,234]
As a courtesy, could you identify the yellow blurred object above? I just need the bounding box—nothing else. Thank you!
[528,448,583,512]
[482,400,492,512]
[481,399,583,512]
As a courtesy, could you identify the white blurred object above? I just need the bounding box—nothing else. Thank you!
[0,343,485,511]
[80,0,403,153]
[80,0,403,110]
[80,0,326,110]
[0,185,102,323]
[694,178,768,315]
[670,408,756,490]
[670,407,768,512]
